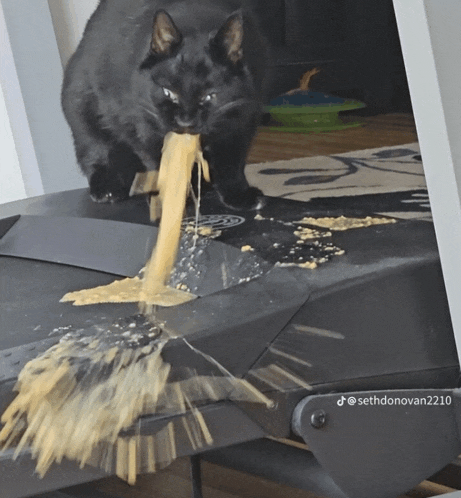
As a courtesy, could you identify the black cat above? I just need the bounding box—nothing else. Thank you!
[61,0,268,210]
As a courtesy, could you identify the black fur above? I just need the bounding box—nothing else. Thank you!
[62,0,268,209]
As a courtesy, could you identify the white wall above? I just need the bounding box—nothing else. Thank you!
[48,0,98,66]
[0,83,27,204]
[0,0,90,204]
[393,0,461,362]
[0,0,42,203]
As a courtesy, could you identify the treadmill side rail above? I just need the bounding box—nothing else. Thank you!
[293,389,461,498]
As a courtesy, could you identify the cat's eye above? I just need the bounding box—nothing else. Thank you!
[201,92,216,104]
[163,87,179,103]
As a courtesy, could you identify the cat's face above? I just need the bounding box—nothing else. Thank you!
[138,10,257,136]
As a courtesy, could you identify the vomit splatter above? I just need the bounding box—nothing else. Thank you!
[297,216,396,231]
[184,222,222,239]
[294,227,332,240]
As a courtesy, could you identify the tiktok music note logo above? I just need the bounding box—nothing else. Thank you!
[337,395,356,406]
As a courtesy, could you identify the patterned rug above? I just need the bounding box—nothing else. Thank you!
[246,143,432,221]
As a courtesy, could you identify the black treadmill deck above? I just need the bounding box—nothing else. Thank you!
[0,189,458,498]
[0,190,456,387]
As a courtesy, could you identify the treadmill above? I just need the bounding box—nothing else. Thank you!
[0,188,460,498]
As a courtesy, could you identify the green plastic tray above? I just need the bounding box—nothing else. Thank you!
[264,100,365,133]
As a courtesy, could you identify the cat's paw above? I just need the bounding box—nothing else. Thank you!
[220,187,265,211]
[89,170,132,203]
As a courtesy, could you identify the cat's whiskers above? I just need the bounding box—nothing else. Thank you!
[213,98,256,117]
[138,102,165,132]
[207,98,260,129]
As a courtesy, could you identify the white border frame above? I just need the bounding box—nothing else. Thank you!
[393,0,461,366]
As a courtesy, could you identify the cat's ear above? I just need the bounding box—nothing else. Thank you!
[211,11,244,64]
[151,10,182,55]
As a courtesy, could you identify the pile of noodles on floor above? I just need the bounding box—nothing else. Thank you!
[0,133,312,484]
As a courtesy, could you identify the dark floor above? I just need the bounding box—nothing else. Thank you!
[247,113,418,163]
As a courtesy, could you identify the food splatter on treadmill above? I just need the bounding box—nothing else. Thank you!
[0,316,276,483]
[61,132,207,308]
[0,132,398,484]
[0,133,316,484]
[297,215,396,231]
[254,213,396,269]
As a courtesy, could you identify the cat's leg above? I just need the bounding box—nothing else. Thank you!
[62,86,151,202]
[87,143,148,203]
[75,140,147,203]
[204,133,264,210]
[65,111,148,203]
